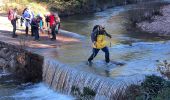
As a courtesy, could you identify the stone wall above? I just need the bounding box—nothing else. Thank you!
[0,41,43,83]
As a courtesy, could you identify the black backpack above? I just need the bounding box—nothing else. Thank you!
[91,25,100,42]
[45,16,50,22]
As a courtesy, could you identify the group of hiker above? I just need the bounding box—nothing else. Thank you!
[7,7,112,65]
[8,6,60,40]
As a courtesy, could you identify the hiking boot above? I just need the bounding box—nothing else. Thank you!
[50,38,56,41]
[87,60,92,66]
[106,62,112,67]
[12,34,18,38]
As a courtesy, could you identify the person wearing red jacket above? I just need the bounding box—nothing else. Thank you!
[49,12,56,40]
[49,12,60,40]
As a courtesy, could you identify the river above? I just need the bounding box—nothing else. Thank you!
[1,1,170,99]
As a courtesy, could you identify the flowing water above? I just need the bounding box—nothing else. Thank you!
[1,1,170,99]
[42,1,170,99]
[0,70,74,100]
[52,1,170,79]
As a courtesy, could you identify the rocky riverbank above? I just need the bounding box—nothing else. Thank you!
[137,5,170,36]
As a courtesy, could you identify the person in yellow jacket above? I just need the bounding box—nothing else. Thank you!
[88,25,112,65]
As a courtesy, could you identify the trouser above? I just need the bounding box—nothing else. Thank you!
[33,28,39,40]
[25,20,30,35]
[88,46,110,63]
[51,25,57,40]
[31,26,34,36]
[25,26,29,35]
[46,22,49,28]
[20,17,24,26]
[11,19,17,37]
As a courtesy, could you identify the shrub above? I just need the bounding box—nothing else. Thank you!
[157,60,170,79]
[141,75,166,98]
[71,85,96,99]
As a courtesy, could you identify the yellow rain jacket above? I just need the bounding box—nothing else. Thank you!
[93,35,108,49]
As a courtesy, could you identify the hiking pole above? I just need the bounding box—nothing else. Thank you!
[109,37,112,47]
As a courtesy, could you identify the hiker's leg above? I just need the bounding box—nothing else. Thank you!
[88,48,100,62]
[26,26,29,35]
[34,29,39,40]
[25,21,29,35]
[31,26,34,36]
[11,20,16,36]
[102,47,110,63]
[51,25,56,40]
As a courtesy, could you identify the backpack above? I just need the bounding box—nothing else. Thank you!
[45,16,50,22]
[8,9,14,21]
[91,25,100,42]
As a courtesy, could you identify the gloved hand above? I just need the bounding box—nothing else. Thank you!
[109,35,112,38]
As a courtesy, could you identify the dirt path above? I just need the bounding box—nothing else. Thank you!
[0,12,82,50]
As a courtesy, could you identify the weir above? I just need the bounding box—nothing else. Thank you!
[0,26,124,99]
[43,58,124,99]
[0,40,125,99]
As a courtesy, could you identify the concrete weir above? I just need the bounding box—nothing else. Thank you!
[43,58,121,99]
[0,40,123,99]
[0,40,122,99]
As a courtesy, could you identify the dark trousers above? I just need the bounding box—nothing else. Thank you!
[32,28,39,40]
[88,46,110,63]
[31,26,34,36]
[51,25,57,40]
[26,26,29,35]
[11,19,16,37]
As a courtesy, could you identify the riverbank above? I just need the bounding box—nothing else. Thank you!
[137,4,170,36]
[1,0,152,17]
[46,0,150,17]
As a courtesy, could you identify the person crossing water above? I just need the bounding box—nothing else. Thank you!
[88,25,112,66]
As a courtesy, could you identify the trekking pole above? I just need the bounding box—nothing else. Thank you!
[109,38,112,47]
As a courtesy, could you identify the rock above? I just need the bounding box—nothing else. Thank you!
[137,5,170,36]
[0,58,7,68]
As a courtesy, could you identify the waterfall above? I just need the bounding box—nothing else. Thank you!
[43,58,124,99]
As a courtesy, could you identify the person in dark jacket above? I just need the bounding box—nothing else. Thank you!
[31,18,39,40]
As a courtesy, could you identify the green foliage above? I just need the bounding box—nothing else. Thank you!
[141,75,166,97]
[71,85,96,99]
[153,88,170,100]
[125,84,142,100]
[123,75,170,100]
[82,87,96,97]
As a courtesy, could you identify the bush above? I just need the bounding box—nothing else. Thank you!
[71,85,96,99]
[124,75,170,100]
[141,75,166,98]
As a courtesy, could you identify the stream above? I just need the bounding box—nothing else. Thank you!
[1,1,170,99]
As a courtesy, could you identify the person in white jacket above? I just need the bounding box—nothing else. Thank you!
[23,7,34,36]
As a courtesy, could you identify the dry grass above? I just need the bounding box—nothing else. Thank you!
[2,0,49,16]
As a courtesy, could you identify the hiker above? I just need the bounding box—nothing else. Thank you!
[88,25,112,65]
[22,6,34,36]
[8,7,18,38]
[45,13,50,28]
[55,13,60,34]
[49,12,60,40]
[37,14,44,34]
[31,17,39,40]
